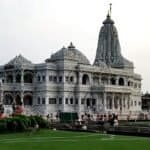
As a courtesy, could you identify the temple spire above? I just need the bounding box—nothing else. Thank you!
[94,6,134,69]
[109,3,112,17]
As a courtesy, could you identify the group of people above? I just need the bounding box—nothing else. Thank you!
[80,113,119,127]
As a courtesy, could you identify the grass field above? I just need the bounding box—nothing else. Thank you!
[0,130,150,150]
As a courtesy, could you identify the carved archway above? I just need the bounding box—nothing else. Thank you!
[23,94,33,106]
[15,95,21,105]
[106,96,112,109]
[119,78,124,86]
[4,94,13,105]
[24,72,33,83]
[110,77,116,85]
[6,74,13,83]
[82,74,90,85]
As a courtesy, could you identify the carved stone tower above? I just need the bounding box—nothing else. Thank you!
[94,8,133,69]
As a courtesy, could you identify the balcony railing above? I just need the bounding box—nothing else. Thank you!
[2,83,34,91]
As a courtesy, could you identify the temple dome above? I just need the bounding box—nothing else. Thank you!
[4,55,32,69]
[46,43,90,65]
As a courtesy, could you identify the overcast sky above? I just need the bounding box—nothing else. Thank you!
[0,0,150,92]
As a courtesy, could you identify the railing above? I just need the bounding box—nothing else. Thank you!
[2,83,34,91]
[91,85,132,93]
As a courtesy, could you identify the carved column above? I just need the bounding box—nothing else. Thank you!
[116,76,119,85]
[78,97,81,113]
[112,94,114,112]
[21,91,24,105]
[108,76,111,85]
[13,72,16,83]
[103,92,107,112]
[21,70,24,84]
[0,90,3,103]
[62,97,65,112]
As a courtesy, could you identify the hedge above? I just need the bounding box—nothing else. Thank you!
[0,115,49,133]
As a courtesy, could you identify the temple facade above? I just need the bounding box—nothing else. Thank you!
[0,12,142,119]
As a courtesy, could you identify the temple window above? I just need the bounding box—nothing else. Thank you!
[37,76,41,82]
[53,76,57,82]
[65,76,69,82]
[110,77,116,85]
[59,98,62,104]
[82,74,90,85]
[65,98,68,104]
[4,94,13,105]
[24,73,33,83]
[70,98,73,104]
[81,98,85,104]
[70,76,74,83]
[59,76,62,83]
[75,98,78,105]
[6,75,13,83]
[37,97,40,104]
[42,76,45,82]
[24,95,32,105]
[16,74,21,83]
[49,76,52,81]
[42,98,46,104]
[49,98,57,104]
[119,78,124,86]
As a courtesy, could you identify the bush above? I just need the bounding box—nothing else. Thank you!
[33,116,49,128]
[0,115,49,133]
[0,119,7,133]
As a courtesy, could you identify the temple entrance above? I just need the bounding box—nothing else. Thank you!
[15,95,22,105]
[4,94,13,105]
[23,95,32,105]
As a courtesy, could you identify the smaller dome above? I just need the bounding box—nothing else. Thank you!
[4,55,32,69]
[46,42,90,65]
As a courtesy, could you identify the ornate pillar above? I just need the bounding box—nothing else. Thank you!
[108,76,111,85]
[0,90,3,103]
[13,72,16,83]
[21,70,24,84]
[103,92,107,112]
[78,97,81,113]
[112,94,114,112]
[21,91,24,104]
[116,76,119,85]
[63,97,65,112]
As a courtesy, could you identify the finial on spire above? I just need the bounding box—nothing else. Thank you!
[68,42,75,49]
[109,3,112,17]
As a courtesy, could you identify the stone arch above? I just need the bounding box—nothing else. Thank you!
[82,74,90,85]
[6,74,13,83]
[24,72,33,83]
[119,77,124,86]
[15,95,21,105]
[23,94,33,106]
[128,81,131,86]
[110,77,116,85]
[4,94,13,105]
[101,76,108,84]
[36,73,41,82]
[106,96,112,109]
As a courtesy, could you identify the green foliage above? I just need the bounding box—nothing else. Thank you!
[0,115,49,133]
[33,116,49,128]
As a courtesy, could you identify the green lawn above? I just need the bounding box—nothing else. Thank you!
[0,130,150,150]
